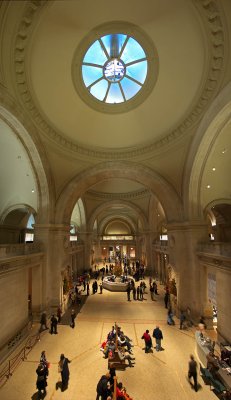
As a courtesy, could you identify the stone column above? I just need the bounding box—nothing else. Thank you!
[31,264,42,315]
[143,230,154,275]
[167,221,208,323]
[79,231,93,270]
[34,223,71,313]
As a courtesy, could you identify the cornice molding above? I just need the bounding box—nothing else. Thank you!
[13,0,226,159]
[197,253,231,273]
[85,188,150,200]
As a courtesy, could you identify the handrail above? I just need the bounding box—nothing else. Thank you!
[0,330,42,388]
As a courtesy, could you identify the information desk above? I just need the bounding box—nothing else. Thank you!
[195,331,231,391]
[102,276,129,292]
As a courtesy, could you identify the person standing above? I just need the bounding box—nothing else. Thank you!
[50,314,58,334]
[36,362,47,396]
[70,309,76,328]
[87,282,90,296]
[164,291,169,309]
[96,373,111,400]
[179,310,185,330]
[136,286,140,301]
[188,354,198,392]
[57,306,62,323]
[132,286,136,300]
[40,311,48,331]
[58,353,71,391]
[141,329,152,353]
[40,350,49,376]
[126,285,131,301]
[153,325,163,351]
[140,285,144,301]
[99,282,103,294]
[150,284,155,301]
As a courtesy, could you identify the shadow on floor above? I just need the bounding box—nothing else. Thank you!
[59,295,88,326]
[31,391,46,399]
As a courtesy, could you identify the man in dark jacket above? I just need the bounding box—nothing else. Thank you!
[50,314,58,334]
[153,325,163,351]
[96,373,111,400]
[188,354,198,391]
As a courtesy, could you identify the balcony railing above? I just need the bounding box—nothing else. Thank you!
[197,242,231,258]
[0,243,42,259]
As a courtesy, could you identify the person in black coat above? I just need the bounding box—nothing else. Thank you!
[50,314,58,334]
[58,354,71,391]
[70,309,76,328]
[96,373,111,400]
[36,363,47,395]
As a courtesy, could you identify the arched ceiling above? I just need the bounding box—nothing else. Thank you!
[0,0,230,226]
[0,119,37,219]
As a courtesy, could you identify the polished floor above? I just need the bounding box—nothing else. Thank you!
[0,280,218,400]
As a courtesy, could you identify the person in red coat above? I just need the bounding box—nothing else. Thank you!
[141,329,152,353]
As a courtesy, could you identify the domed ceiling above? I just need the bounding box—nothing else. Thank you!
[19,0,209,151]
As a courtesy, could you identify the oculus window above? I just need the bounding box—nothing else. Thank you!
[72,22,158,114]
[82,34,147,104]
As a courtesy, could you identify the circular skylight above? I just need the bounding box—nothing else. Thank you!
[82,34,147,104]
[72,22,158,113]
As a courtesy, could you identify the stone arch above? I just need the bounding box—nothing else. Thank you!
[100,216,135,235]
[183,82,231,220]
[71,198,86,232]
[0,203,36,224]
[0,87,54,223]
[56,161,183,224]
[87,199,149,232]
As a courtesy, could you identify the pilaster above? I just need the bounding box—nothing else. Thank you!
[167,220,208,322]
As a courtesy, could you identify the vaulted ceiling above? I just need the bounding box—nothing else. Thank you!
[0,0,231,227]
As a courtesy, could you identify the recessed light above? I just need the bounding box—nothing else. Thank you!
[222,149,227,154]
[207,185,211,189]
[212,167,216,171]
[32,189,35,193]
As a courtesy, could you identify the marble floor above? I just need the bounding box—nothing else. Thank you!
[0,280,219,400]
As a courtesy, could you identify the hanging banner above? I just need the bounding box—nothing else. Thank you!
[208,273,216,306]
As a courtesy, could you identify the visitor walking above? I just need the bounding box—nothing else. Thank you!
[58,353,71,391]
[188,354,198,392]
[141,329,152,353]
[153,325,163,351]
[40,311,48,331]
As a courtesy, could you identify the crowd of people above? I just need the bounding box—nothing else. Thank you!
[35,350,71,396]
[36,263,229,399]
[100,325,135,369]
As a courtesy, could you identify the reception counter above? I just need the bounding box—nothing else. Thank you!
[195,331,231,391]
[102,276,129,292]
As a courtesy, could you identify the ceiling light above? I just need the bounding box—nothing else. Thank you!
[222,149,227,154]
[32,189,35,193]
[212,167,216,171]
[206,185,211,189]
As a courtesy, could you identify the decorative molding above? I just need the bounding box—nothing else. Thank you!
[0,253,44,277]
[85,188,150,200]
[197,253,231,273]
[13,0,226,159]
